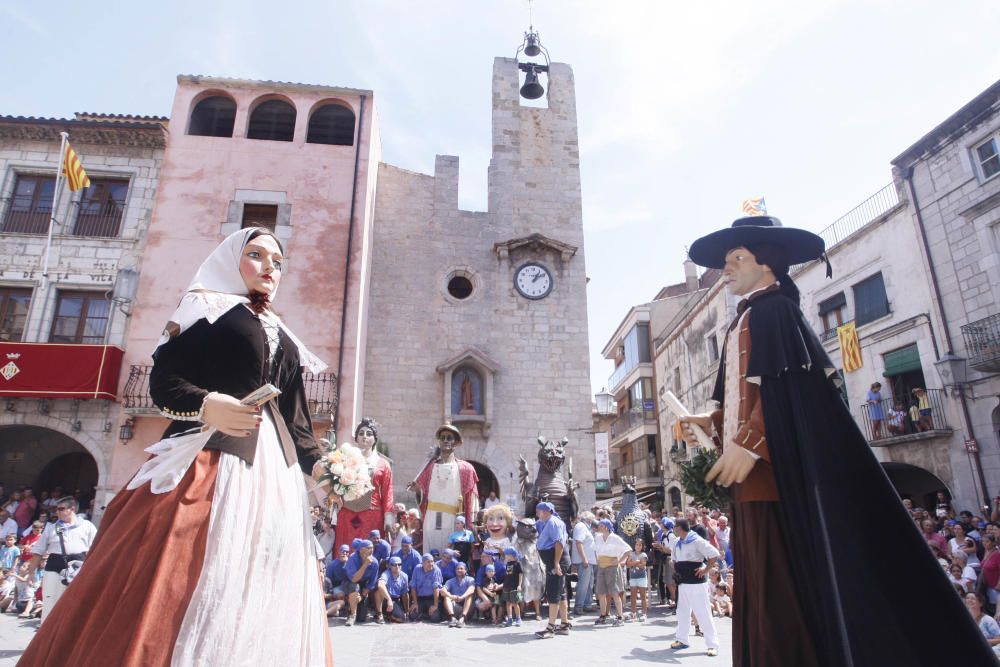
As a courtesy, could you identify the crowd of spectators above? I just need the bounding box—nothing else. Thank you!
[0,484,96,619]
[310,498,737,634]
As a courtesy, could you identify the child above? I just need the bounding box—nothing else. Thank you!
[625,538,649,622]
[0,534,20,570]
[500,547,523,627]
[475,564,502,624]
[0,567,15,612]
[712,583,732,617]
[13,560,38,618]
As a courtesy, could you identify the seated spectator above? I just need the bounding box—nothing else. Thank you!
[441,561,477,627]
[438,549,458,583]
[0,511,16,542]
[501,547,523,627]
[887,403,907,435]
[475,563,502,624]
[344,540,380,626]
[324,545,351,617]
[476,548,506,586]
[964,592,1000,651]
[449,516,475,566]
[948,555,975,594]
[409,553,443,622]
[712,583,732,618]
[374,557,410,624]
[0,567,14,612]
[392,535,422,580]
[11,560,39,618]
[316,519,336,563]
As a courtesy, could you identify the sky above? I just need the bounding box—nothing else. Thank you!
[3,0,998,394]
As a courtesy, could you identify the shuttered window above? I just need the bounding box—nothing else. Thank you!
[853,272,889,326]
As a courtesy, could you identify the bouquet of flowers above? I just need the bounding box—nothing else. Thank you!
[316,442,374,503]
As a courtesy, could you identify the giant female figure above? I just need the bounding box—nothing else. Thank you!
[20,228,334,666]
[334,418,394,547]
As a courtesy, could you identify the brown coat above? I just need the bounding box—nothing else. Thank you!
[710,287,779,503]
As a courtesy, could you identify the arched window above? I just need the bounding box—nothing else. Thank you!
[247,99,296,142]
[188,95,236,137]
[307,103,355,145]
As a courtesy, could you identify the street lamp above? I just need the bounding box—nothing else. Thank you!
[594,388,615,415]
[934,350,970,396]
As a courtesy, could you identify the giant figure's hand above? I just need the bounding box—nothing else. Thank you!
[705,445,758,487]
[676,413,714,448]
[201,392,261,437]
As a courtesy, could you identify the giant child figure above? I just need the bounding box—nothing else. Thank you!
[678,216,992,666]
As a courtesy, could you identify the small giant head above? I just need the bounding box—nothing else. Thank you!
[537,436,568,473]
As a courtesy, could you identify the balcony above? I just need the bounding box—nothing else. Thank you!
[0,342,123,399]
[611,457,661,489]
[858,388,951,446]
[610,408,657,444]
[962,313,1000,372]
[122,364,339,419]
[608,359,647,393]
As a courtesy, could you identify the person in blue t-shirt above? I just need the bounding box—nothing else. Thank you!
[392,535,422,580]
[533,502,571,638]
[449,515,476,566]
[438,549,459,582]
[475,548,506,586]
[441,561,477,627]
[408,554,444,622]
[369,529,392,566]
[324,544,351,617]
[374,557,410,623]
[344,540,380,626]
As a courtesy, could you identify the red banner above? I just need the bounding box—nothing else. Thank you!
[0,342,124,400]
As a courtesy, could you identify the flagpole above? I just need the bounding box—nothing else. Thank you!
[42,131,69,277]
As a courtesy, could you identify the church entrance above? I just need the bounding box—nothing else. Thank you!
[880,462,949,512]
[0,426,98,510]
[468,460,499,510]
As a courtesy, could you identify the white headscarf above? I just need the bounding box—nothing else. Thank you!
[154,228,327,373]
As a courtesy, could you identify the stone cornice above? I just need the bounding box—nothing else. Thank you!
[0,117,167,148]
[493,233,578,263]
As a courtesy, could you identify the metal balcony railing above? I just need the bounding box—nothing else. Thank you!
[858,388,950,443]
[73,212,122,238]
[815,183,901,251]
[610,408,657,441]
[122,364,339,419]
[2,209,50,234]
[962,313,1000,372]
[611,457,660,485]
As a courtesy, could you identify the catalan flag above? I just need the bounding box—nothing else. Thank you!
[62,141,91,191]
[741,197,767,217]
[837,321,863,372]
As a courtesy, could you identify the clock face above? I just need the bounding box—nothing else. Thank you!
[514,262,553,300]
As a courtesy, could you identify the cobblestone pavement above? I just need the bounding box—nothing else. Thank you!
[0,605,733,666]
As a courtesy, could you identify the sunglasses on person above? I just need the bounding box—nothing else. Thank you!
[55,506,71,512]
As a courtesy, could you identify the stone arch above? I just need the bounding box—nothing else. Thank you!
[306,99,356,146]
[246,95,297,142]
[187,91,237,137]
[880,462,951,512]
[0,413,108,490]
[467,459,499,508]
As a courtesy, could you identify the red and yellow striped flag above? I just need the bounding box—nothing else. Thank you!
[837,321,863,372]
[62,141,91,191]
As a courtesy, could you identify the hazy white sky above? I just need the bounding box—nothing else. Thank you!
[3,0,998,393]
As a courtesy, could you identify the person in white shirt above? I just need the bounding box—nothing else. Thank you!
[592,519,631,626]
[27,496,98,622]
[0,510,17,543]
[670,519,721,658]
[571,511,597,615]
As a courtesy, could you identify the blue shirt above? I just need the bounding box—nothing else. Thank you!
[410,564,443,597]
[438,558,458,582]
[448,529,474,544]
[536,515,568,551]
[345,552,380,591]
[325,558,349,586]
[0,545,20,569]
[392,547,423,580]
[373,538,391,563]
[444,575,476,597]
[475,559,506,586]
[379,570,410,598]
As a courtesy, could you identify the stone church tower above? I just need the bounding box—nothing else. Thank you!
[365,57,595,512]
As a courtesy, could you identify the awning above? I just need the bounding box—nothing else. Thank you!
[0,342,124,400]
[883,344,922,377]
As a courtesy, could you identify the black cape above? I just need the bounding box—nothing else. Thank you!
[713,289,995,666]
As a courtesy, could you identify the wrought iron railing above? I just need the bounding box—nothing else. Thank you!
[122,364,339,419]
[73,212,122,238]
[857,388,949,442]
[2,209,50,234]
[815,183,901,251]
[962,313,1000,372]
[612,457,660,485]
[610,408,657,441]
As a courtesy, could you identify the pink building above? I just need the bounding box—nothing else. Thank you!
[114,76,380,490]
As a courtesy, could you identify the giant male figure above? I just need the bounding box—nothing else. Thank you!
[678,216,992,666]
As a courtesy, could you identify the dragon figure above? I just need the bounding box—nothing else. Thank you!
[518,436,579,520]
[615,476,653,549]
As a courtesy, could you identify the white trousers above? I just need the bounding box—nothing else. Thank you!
[675,582,719,649]
[40,571,67,624]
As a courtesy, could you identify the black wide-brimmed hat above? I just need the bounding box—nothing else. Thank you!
[688,216,825,269]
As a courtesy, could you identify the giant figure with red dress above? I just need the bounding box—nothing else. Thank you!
[335,418,395,548]
[410,423,479,554]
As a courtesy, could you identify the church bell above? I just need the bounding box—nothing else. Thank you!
[520,67,545,100]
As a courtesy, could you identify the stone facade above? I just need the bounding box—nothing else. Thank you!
[0,115,166,517]
[364,59,595,511]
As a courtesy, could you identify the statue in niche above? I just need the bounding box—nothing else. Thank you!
[452,367,482,416]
